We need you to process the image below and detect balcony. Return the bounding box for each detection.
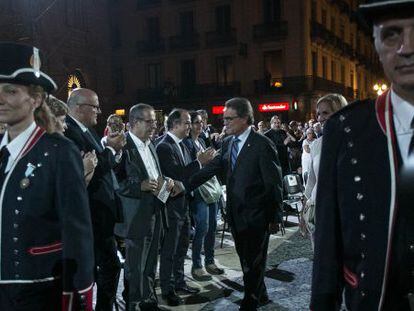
[255,76,356,99]
[177,82,241,100]
[137,0,161,10]
[169,33,200,51]
[310,21,335,45]
[252,21,288,42]
[205,29,237,48]
[136,39,165,55]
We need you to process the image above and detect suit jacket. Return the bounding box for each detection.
[183,136,206,161]
[156,134,201,218]
[189,129,283,232]
[114,133,166,239]
[0,126,94,308]
[65,116,122,237]
[311,91,412,310]
[265,128,291,176]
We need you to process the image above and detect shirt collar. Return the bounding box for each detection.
[167,132,183,144]
[129,132,150,149]
[68,114,88,133]
[234,126,251,142]
[391,88,414,132]
[0,122,36,161]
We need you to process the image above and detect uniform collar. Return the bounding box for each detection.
[391,89,414,134]
[0,122,36,163]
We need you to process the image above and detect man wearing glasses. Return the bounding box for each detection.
[189,98,283,311]
[66,88,125,311]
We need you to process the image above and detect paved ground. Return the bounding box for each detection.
[100,215,314,311]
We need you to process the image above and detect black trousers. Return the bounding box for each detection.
[232,226,270,310]
[159,213,190,294]
[125,211,162,310]
[0,281,60,311]
[94,235,121,311]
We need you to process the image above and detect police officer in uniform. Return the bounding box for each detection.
[311,1,414,310]
[0,43,94,310]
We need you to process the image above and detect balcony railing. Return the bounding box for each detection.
[169,33,200,51]
[252,21,288,42]
[136,39,165,55]
[255,76,356,99]
[205,29,237,47]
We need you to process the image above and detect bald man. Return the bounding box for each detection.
[65,88,125,311]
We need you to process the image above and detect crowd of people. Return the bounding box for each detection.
[0,1,413,311]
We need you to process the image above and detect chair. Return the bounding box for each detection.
[282,174,304,224]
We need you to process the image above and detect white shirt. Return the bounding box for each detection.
[233,126,251,156]
[129,132,159,180]
[391,89,414,163]
[0,122,36,173]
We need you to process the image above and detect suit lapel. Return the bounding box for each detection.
[149,142,162,176]
[126,134,149,179]
[233,131,254,172]
[166,135,185,166]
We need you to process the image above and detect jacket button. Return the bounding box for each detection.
[14,261,19,266]
[339,115,346,122]
[409,245,414,252]
[16,196,22,201]
[354,176,361,182]
[351,158,358,165]
[360,271,365,278]
[14,274,20,279]
[14,210,19,215]
[360,233,366,240]
[361,252,366,259]
[44,152,49,157]
[13,237,18,242]
[357,193,364,200]
[13,223,18,229]
[361,290,366,297]
[348,141,354,148]
[359,214,365,221]
[344,127,351,133]
[13,250,18,255]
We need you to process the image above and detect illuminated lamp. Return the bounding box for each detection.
[115,109,125,116]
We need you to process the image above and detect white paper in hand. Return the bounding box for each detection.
[157,180,171,203]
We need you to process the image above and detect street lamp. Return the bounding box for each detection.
[373,83,388,96]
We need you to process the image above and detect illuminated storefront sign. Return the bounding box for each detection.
[258,102,290,112]
[212,106,225,115]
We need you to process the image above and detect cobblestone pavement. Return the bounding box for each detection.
[96,218,314,311]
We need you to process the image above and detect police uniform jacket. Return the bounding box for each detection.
[311,90,413,310]
[0,125,94,310]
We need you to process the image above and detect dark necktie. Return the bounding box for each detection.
[0,146,10,175]
[179,142,188,165]
[85,129,104,153]
[409,117,414,157]
[231,137,240,170]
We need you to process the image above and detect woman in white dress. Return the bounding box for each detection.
[301,128,316,185]
[302,94,348,249]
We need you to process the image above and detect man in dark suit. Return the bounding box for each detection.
[115,103,176,311]
[311,1,414,310]
[156,109,215,306]
[0,42,94,311]
[265,115,291,176]
[65,88,125,311]
[189,98,283,311]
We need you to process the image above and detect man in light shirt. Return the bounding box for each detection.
[311,1,414,310]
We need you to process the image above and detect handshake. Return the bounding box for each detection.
[141,176,184,198]
[196,147,217,165]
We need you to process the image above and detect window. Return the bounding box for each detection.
[350,69,354,88]
[216,56,234,85]
[146,17,160,41]
[322,56,327,79]
[340,23,345,40]
[350,32,354,48]
[180,11,194,36]
[321,8,327,27]
[263,0,281,23]
[341,64,345,84]
[311,1,317,21]
[215,5,231,33]
[312,51,318,77]
[147,63,162,89]
[331,16,336,34]
[264,50,283,79]
[181,59,196,87]
[331,60,336,81]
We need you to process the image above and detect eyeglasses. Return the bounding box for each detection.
[78,103,101,112]
[223,116,240,122]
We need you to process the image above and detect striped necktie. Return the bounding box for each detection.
[231,137,240,170]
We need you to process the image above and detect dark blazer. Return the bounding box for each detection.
[65,115,122,237]
[0,127,94,296]
[265,128,291,176]
[183,136,206,161]
[156,133,201,218]
[115,133,166,238]
[189,129,283,232]
[311,94,411,310]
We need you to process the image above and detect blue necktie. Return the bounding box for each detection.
[231,137,240,170]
